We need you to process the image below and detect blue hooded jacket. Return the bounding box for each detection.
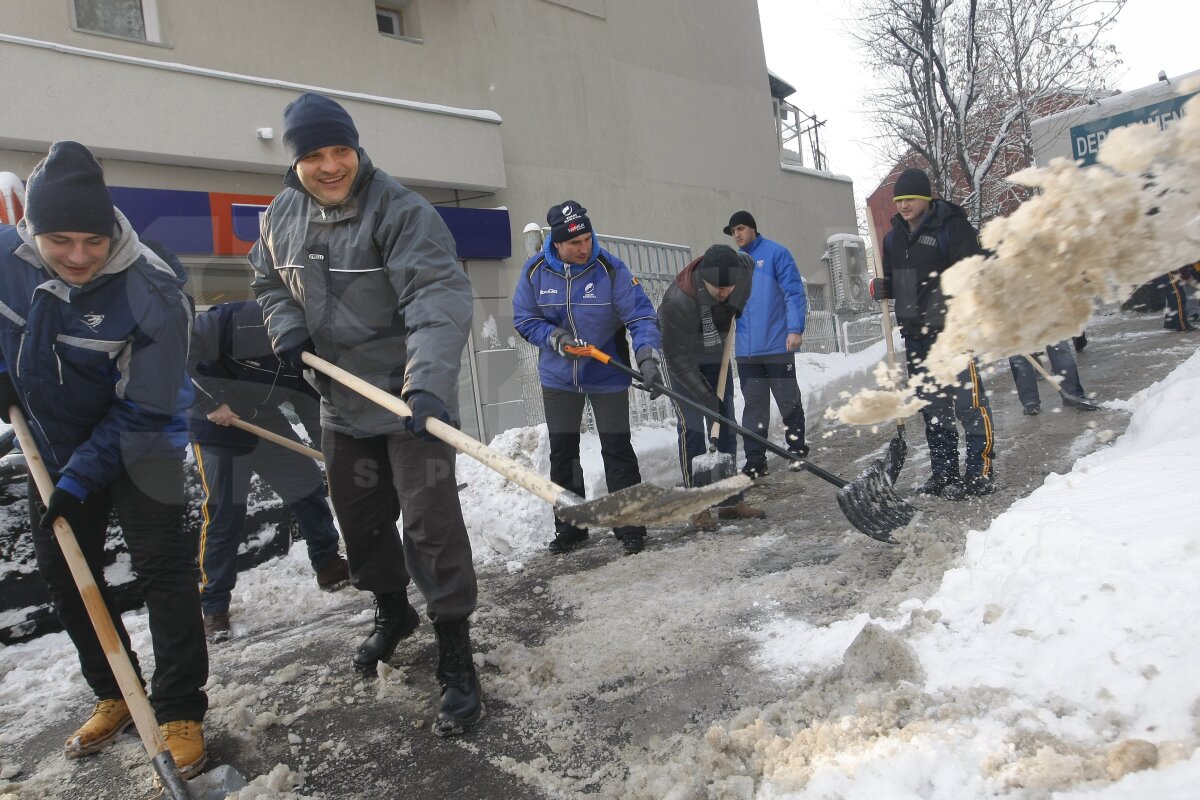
[735,234,808,358]
[513,236,660,393]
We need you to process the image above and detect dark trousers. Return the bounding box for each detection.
[666,362,740,507]
[322,428,477,624]
[29,456,208,723]
[1008,341,1085,408]
[736,354,806,465]
[905,334,995,480]
[192,439,341,616]
[1153,271,1195,331]
[542,387,645,539]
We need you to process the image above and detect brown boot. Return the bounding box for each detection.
[717,501,766,520]
[64,699,133,758]
[160,720,207,779]
[315,553,350,590]
[691,510,719,531]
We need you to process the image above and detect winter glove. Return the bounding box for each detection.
[276,337,316,371]
[549,328,587,359]
[0,372,18,424]
[869,277,892,301]
[634,347,664,400]
[701,392,723,421]
[404,391,451,442]
[39,487,88,532]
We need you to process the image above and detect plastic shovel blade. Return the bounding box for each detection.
[883,435,908,485]
[556,474,752,528]
[834,460,915,543]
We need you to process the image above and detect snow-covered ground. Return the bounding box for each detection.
[2,321,1197,798]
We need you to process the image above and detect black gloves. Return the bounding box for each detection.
[869,277,892,301]
[39,487,88,532]
[0,372,18,424]
[701,392,723,420]
[635,347,664,399]
[549,328,587,358]
[276,337,316,371]
[405,391,451,442]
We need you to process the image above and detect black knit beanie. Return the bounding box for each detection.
[282,93,361,165]
[547,201,593,244]
[722,210,757,236]
[892,167,933,200]
[698,244,751,287]
[24,141,116,238]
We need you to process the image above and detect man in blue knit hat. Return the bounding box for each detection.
[0,141,208,776]
[250,92,481,736]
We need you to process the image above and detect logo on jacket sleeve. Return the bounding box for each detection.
[82,313,105,331]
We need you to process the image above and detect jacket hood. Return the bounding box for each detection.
[14,208,163,287]
[541,231,599,276]
[283,147,374,211]
[675,255,752,314]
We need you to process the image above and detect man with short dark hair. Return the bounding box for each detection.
[513,201,663,555]
[871,167,996,499]
[0,141,207,775]
[724,211,809,478]
[250,92,481,736]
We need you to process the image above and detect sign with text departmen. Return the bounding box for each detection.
[1070,91,1197,166]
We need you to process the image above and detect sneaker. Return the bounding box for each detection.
[1023,404,1041,416]
[64,699,133,758]
[160,720,206,780]
[741,461,768,479]
[690,510,719,532]
[717,501,766,520]
[620,533,645,555]
[547,530,588,554]
[963,475,996,497]
[203,611,231,644]
[918,473,965,500]
[315,554,350,590]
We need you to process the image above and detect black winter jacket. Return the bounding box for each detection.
[881,199,982,338]
[657,257,752,404]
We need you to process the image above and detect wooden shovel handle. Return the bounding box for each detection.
[8,407,169,763]
[228,417,323,461]
[708,320,737,443]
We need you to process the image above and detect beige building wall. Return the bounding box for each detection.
[0,0,857,439]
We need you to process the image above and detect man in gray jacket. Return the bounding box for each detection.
[249,93,480,737]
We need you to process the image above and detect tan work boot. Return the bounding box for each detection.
[64,699,133,758]
[160,720,207,779]
[717,501,766,520]
[315,553,350,590]
[690,510,719,532]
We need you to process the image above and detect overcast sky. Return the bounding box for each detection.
[757,0,1200,205]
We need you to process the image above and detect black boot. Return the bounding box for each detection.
[352,592,420,674]
[432,619,483,737]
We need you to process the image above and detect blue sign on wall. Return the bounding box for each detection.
[1070,92,1196,165]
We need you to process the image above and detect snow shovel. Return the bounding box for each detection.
[1019,352,1102,410]
[879,300,908,484]
[300,353,749,528]
[691,320,737,487]
[567,345,914,543]
[8,407,247,800]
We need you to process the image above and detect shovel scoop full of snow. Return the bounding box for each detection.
[556,474,752,528]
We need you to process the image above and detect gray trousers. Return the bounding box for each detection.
[1008,341,1085,408]
[322,428,477,624]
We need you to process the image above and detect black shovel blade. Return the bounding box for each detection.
[883,435,908,485]
[556,474,752,528]
[692,449,736,487]
[834,459,915,543]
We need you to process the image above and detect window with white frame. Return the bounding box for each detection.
[376,1,420,42]
[72,0,161,43]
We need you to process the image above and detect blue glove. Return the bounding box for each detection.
[276,337,316,371]
[404,391,451,442]
[39,487,88,532]
[0,372,19,424]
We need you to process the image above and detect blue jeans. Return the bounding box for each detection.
[192,438,340,615]
[1008,341,1085,407]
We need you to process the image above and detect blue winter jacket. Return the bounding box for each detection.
[513,237,661,393]
[735,234,808,358]
[0,216,193,499]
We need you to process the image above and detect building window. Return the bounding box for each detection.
[376,1,420,42]
[72,0,161,43]
[376,8,403,37]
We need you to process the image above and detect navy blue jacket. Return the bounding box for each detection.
[0,218,193,499]
[188,301,322,452]
[735,235,808,358]
[513,237,660,393]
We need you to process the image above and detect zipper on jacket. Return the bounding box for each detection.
[563,264,580,390]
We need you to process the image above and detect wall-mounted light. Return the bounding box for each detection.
[256,127,275,140]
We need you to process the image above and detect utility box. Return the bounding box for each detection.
[823,233,873,314]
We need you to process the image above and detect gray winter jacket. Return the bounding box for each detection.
[249,151,472,436]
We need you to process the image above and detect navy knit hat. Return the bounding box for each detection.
[722,210,757,236]
[282,93,360,165]
[893,167,933,200]
[547,201,593,244]
[698,244,752,287]
[24,141,116,238]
